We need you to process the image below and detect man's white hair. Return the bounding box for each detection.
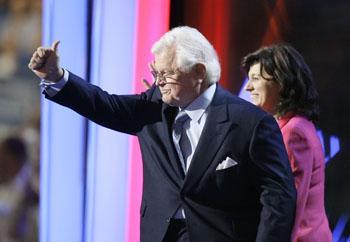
[151,26,221,84]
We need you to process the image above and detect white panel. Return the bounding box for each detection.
[84,0,136,242]
[40,0,88,242]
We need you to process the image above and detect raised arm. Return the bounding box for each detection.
[28,41,162,135]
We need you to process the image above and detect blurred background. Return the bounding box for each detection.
[0,0,349,242]
[0,0,40,241]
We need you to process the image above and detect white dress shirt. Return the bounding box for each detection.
[172,83,216,218]
[39,69,69,96]
[176,84,216,173]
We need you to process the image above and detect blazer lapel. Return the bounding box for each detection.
[182,87,238,192]
[160,104,185,188]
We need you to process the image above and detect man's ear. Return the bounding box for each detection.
[193,63,206,80]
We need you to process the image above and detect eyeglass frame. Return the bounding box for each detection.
[149,62,182,84]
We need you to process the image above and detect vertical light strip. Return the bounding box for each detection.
[84,0,136,242]
[126,1,170,242]
[40,0,88,242]
[84,0,101,240]
[332,215,349,242]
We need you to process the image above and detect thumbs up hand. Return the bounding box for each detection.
[28,40,64,83]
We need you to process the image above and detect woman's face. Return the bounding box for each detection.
[245,63,281,114]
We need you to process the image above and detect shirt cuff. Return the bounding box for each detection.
[40,69,69,97]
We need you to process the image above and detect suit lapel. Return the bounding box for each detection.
[160,104,185,188]
[182,87,238,192]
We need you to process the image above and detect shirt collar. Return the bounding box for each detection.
[179,83,217,123]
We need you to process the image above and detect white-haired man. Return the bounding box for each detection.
[29,26,296,242]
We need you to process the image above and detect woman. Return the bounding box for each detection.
[242,44,332,242]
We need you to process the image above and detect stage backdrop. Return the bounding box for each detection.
[40,0,350,242]
[40,0,169,242]
[170,0,350,240]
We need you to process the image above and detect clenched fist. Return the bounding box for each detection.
[28,40,64,83]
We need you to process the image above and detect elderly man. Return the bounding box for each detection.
[29,26,296,242]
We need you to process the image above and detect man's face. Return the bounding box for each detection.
[153,52,204,108]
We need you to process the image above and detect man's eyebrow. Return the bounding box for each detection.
[154,68,174,74]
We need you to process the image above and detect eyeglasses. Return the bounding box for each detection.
[149,60,183,85]
[150,69,179,84]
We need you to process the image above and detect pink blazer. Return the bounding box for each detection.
[278,114,332,242]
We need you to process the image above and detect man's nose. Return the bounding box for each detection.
[155,78,161,86]
[155,77,165,86]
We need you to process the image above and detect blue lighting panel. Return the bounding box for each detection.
[333,215,349,242]
[41,0,88,242]
[84,1,136,242]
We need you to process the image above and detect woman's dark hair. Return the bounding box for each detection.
[241,43,319,123]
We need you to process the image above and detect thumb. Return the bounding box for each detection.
[142,78,152,89]
[51,40,60,53]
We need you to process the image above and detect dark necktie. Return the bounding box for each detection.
[172,111,191,172]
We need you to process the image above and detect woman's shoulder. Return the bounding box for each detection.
[282,115,315,133]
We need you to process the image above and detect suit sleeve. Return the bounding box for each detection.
[44,71,161,135]
[283,127,314,242]
[249,115,297,242]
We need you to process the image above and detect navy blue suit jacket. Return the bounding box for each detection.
[46,72,296,242]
